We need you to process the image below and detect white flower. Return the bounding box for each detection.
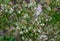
[40,35,48,40]
[9,10,13,13]
[18,11,21,13]
[20,31,23,34]
[28,2,33,7]
[47,6,51,11]
[4,4,7,7]
[40,23,45,26]
[1,4,4,7]
[51,39,55,41]
[28,27,32,30]
[38,28,42,33]
[25,29,28,32]
[34,7,37,9]
[33,29,36,32]
[9,10,12,13]
[1,6,4,10]
[46,19,48,21]
[29,39,32,41]
[57,0,59,1]
[35,18,38,21]
[49,17,52,21]
[16,23,20,30]
[10,8,13,11]
[16,25,19,29]
[5,9,8,12]
[9,8,13,13]
[22,36,24,40]
[24,14,28,18]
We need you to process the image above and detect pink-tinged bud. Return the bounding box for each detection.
[36,4,42,16]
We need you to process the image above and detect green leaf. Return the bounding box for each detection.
[5,0,10,4]
[0,0,2,4]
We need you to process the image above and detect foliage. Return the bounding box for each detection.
[0,0,60,41]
